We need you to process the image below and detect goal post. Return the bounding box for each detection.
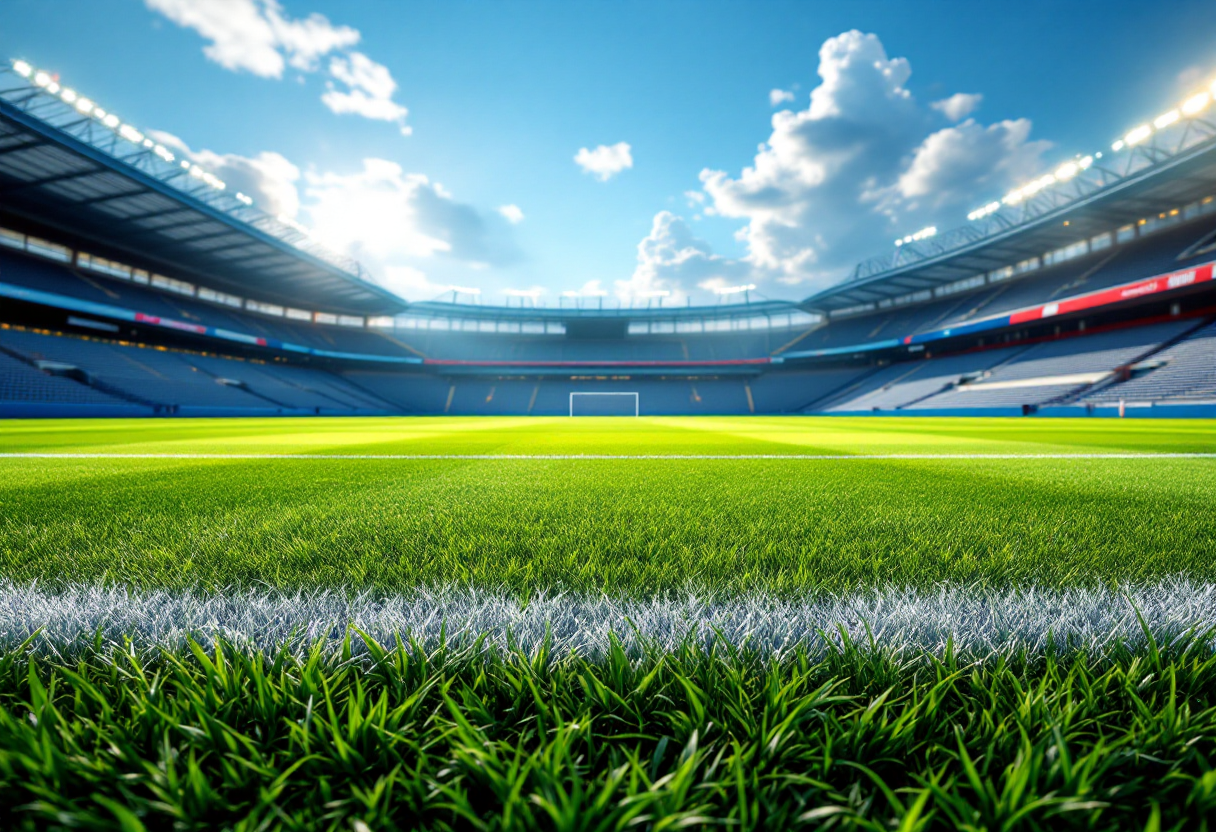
[569,392,639,417]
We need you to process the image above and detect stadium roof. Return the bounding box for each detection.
[0,61,405,316]
[405,298,802,322]
[807,100,1216,313]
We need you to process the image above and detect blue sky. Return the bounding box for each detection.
[3,1,1216,305]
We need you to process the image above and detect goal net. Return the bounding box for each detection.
[569,392,639,417]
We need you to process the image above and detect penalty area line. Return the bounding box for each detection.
[0,452,1215,461]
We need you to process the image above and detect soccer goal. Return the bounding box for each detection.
[569,392,639,417]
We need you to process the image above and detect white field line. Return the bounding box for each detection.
[3,581,1216,661]
[1,452,1215,461]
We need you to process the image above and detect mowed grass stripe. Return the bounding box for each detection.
[2,454,1213,594]
[4,451,1216,459]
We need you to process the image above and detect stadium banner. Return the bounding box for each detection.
[904,260,1216,347]
[0,281,422,364]
[1007,263,1214,325]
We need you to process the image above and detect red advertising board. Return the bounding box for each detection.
[1008,263,1214,325]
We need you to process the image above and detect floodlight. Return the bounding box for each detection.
[1078,155,1094,169]
[59,88,76,103]
[1003,188,1024,205]
[74,97,93,115]
[1124,124,1152,146]
[1182,92,1210,116]
[1153,110,1180,129]
[118,124,143,143]
[11,60,32,77]
[181,160,191,169]
[45,81,60,94]
[142,138,153,148]
[1111,140,1125,152]
[153,145,174,162]
[33,70,50,87]
[102,114,119,128]
[92,107,106,119]
[1055,162,1078,180]
[235,192,253,205]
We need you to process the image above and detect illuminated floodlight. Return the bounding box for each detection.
[11,60,32,78]
[45,81,60,94]
[118,124,144,143]
[235,192,253,206]
[1055,162,1078,181]
[1125,124,1152,146]
[142,138,153,148]
[1078,155,1094,169]
[74,97,93,115]
[1183,92,1211,116]
[1154,110,1180,129]
[181,160,191,169]
[1111,139,1125,152]
[713,283,756,295]
[33,70,51,87]
[967,200,1002,221]
[153,144,175,162]
[59,87,76,103]
[897,225,938,245]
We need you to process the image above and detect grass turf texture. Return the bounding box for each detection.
[2,415,1216,828]
[0,416,1213,595]
[3,637,1216,830]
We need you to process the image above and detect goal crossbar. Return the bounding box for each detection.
[569,392,639,417]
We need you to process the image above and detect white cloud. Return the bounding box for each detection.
[618,211,747,301]
[497,204,525,224]
[574,142,633,181]
[931,92,983,122]
[146,129,301,217]
[145,0,357,78]
[693,30,1049,291]
[769,88,795,107]
[303,158,521,271]
[321,52,409,132]
[892,118,1049,210]
[147,0,408,132]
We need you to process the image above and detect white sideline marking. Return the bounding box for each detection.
[1,452,1214,461]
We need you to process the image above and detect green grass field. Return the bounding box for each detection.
[1,416,1214,594]
[1,415,1215,830]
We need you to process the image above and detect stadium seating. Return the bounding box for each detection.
[902,321,1193,410]
[0,327,394,414]
[1084,320,1216,403]
[0,342,128,406]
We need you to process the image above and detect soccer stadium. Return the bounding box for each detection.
[2,3,1216,828]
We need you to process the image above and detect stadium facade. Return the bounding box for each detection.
[2,59,1216,418]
